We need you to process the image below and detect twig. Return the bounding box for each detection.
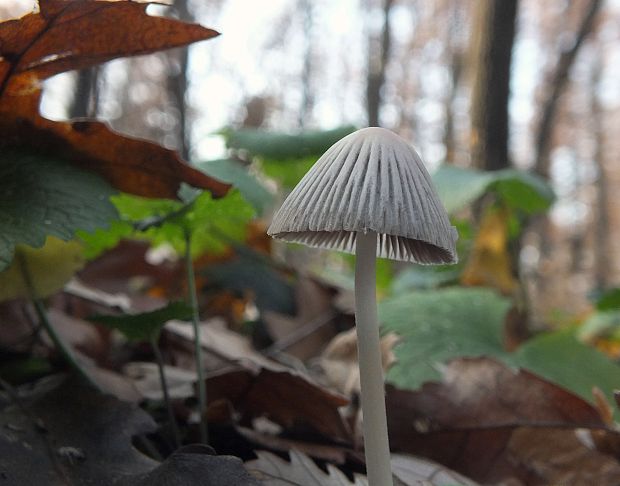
[150,336,182,449]
[184,230,208,444]
[263,310,336,356]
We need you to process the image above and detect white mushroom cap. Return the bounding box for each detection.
[267,127,458,264]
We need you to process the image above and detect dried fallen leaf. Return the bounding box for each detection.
[386,357,620,485]
[0,375,258,485]
[263,277,338,360]
[319,328,398,396]
[246,449,368,486]
[165,318,277,370]
[1,94,230,199]
[124,361,196,401]
[207,363,351,442]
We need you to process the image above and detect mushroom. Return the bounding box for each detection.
[268,127,458,485]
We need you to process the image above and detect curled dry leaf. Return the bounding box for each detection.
[0,0,229,198]
[207,363,351,442]
[246,450,476,486]
[246,449,368,486]
[263,277,338,360]
[319,328,399,397]
[124,361,196,401]
[165,318,277,370]
[386,357,620,485]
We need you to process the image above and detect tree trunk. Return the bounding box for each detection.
[443,3,465,164]
[534,0,603,178]
[298,0,314,128]
[366,0,394,127]
[591,55,609,290]
[168,0,192,161]
[469,0,519,171]
[69,68,99,118]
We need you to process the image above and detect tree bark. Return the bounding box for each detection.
[69,68,99,118]
[298,0,314,128]
[591,56,609,290]
[168,0,192,161]
[443,3,465,164]
[469,0,519,171]
[534,0,603,178]
[366,0,394,127]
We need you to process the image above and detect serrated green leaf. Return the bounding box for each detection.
[78,220,134,259]
[90,301,193,341]
[0,150,118,270]
[380,287,511,389]
[381,287,620,415]
[196,159,273,214]
[82,189,254,259]
[432,165,554,215]
[223,126,356,161]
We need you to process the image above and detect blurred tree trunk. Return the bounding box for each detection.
[591,56,609,290]
[443,3,465,164]
[168,0,192,161]
[534,0,603,178]
[530,0,603,304]
[366,0,394,127]
[69,68,99,118]
[298,0,314,128]
[469,0,518,171]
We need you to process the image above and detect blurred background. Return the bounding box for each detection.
[3,0,620,331]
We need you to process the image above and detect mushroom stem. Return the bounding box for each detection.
[355,230,393,486]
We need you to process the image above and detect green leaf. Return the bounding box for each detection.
[196,159,273,214]
[381,287,620,415]
[432,165,554,215]
[512,328,620,411]
[223,126,356,161]
[90,301,193,341]
[492,170,555,214]
[390,265,461,293]
[594,287,620,311]
[0,150,118,271]
[81,189,255,259]
[432,166,495,214]
[380,287,511,389]
[78,220,134,259]
[262,156,317,189]
[577,311,620,342]
[205,255,295,315]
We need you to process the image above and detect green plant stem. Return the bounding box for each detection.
[355,231,393,486]
[150,335,182,449]
[185,230,208,444]
[17,253,97,389]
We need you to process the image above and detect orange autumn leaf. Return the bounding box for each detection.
[0,0,218,94]
[0,0,229,199]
